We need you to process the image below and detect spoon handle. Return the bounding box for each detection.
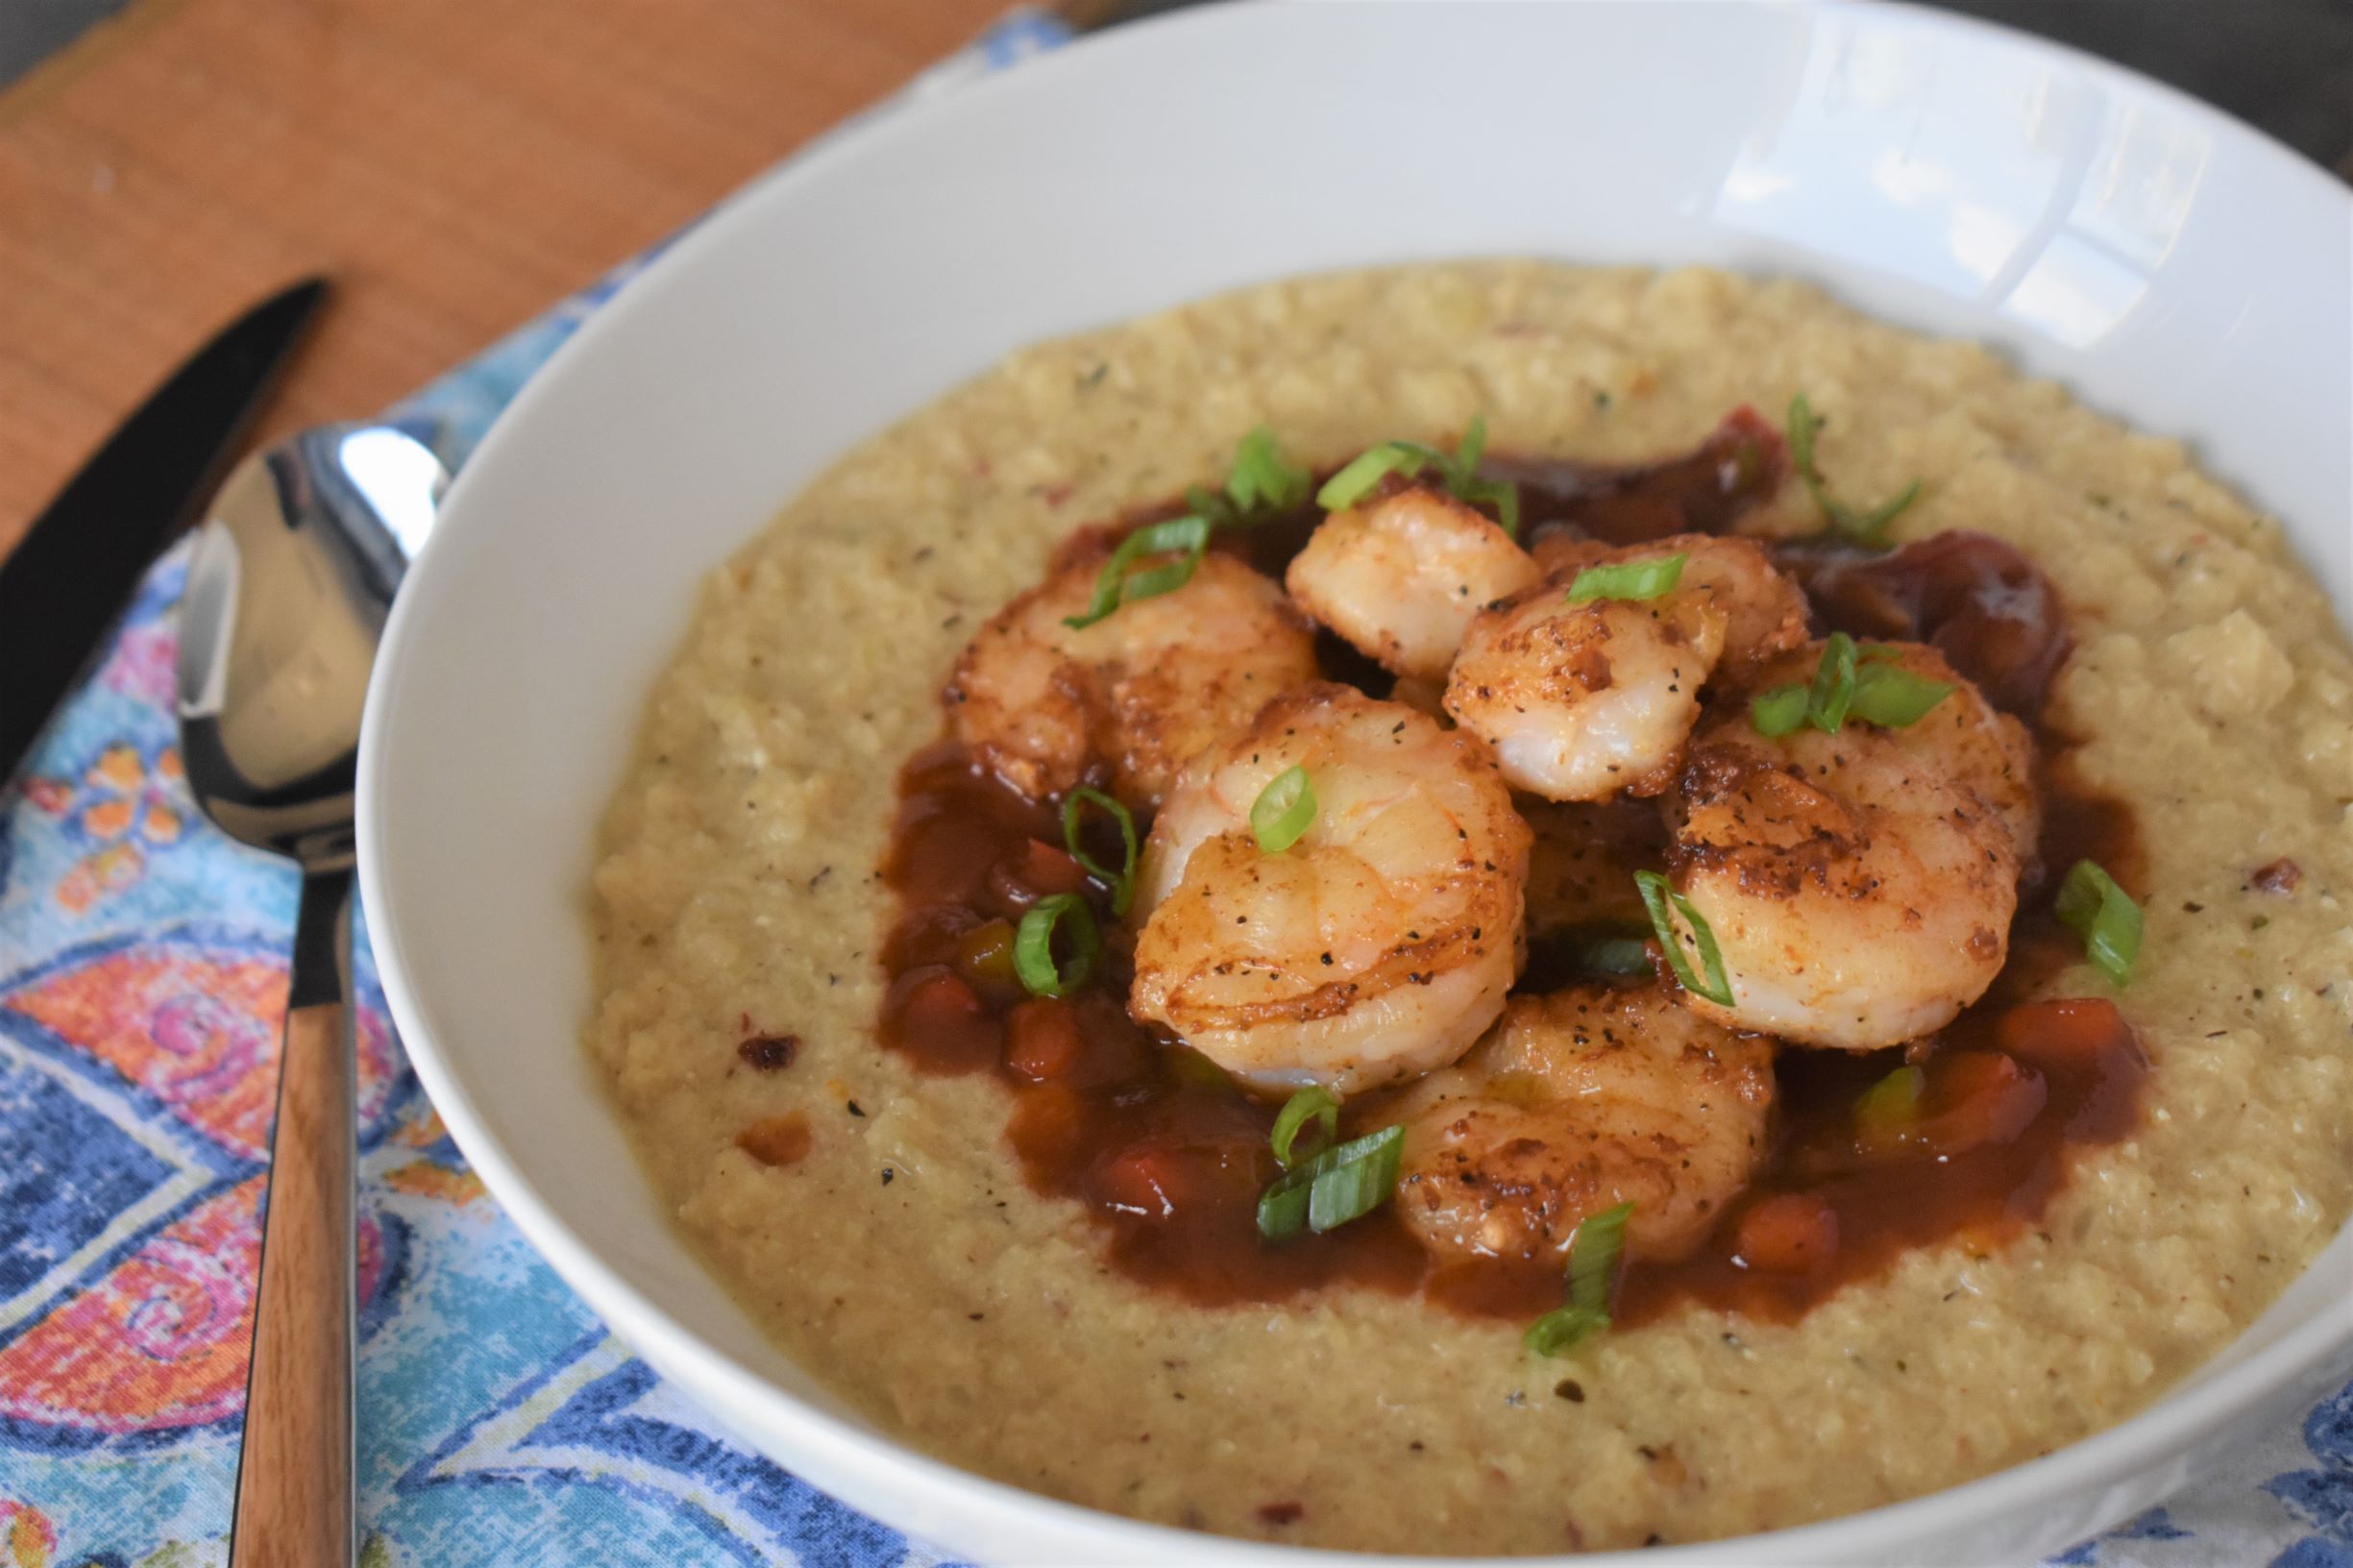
[231,867,355,1568]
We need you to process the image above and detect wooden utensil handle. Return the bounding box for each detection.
[231,872,355,1568]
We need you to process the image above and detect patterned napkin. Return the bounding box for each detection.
[0,12,2345,1566]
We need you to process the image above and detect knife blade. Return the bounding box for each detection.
[0,278,330,783]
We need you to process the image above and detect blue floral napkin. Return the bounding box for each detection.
[0,10,2344,1565]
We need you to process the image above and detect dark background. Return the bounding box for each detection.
[7,1,2345,176]
[1946,0,2348,171]
[1118,0,2353,176]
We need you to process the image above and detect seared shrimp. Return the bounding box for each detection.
[1391,983,1775,1264]
[946,549,1318,806]
[1129,683,1532,1096]
[1663,641,2038,1051]
[1285,485,1540,681]
[1445,534,1807,801]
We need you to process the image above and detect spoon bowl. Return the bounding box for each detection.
[178,425,439,864]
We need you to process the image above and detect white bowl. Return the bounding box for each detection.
[357,3,2353,1562]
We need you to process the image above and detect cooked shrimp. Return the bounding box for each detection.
[1129,683,1532,1096]
[1445,533,1808,801]
[1285,485,1540,681]
[1662,641,2039,1050]
[1390,982,1776,1264]
[946,548,1318,806]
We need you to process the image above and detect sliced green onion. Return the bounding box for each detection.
[1840,480,1923,540]
[1225,424,1312,515]
[1806,631,1858,733]
[1013,893,1101,997]
[1574,933,1653,977]
[1062,516,1212,630]
[1184,482,1238,529]
[1849,663,1954,727]
[1566,551,1688,605]
[1855,1064,1926,1132]
[1566,1200,1634,1312]
[1316,442,1436,511]
[1750,684,1808,738]
[2056,860,2142,987]
[1060,787,1139,918]
[1756,641,1952,737]
[1250,766,1316,853]
[1454,412,1489,473]
[1522,1303,1610,1357]
[1635,870,1735,1008]
[1314,418,1520,538]
[1256,1124,1406,1238]
[1446,415,1520,538]
[1787,393,1924,546]
[1270,1086,1341,1169]
[1526,1200,1635,1357]
[1453,474,1522,539]
[1787,395,1822,482]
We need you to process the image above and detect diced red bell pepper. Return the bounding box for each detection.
[1733,1193,1839,1275]
[883,966,1001,1073]
[1911,1051,2047,1157]
[1005,997,1086,1082]
[989,838,1091,913]
[1995,997,2131,1073]
[1092,1142,1190,1221]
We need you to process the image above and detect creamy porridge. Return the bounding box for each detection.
[586,262,2353,1555]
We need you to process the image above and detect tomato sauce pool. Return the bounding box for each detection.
[875,410,2147,1329]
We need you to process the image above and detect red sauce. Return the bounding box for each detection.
[1778,530,2071,717]
[873,416,2146,1329]
[1504,404,1789,546]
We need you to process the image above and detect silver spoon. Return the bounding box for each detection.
[176,423,448,1568]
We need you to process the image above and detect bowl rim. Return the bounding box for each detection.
[357,1,2353,1561]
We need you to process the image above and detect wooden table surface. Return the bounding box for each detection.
[0,0,1015,561]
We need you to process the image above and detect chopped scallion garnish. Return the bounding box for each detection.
[1566,1200,1633,1311]
[1225,424,1312,515]
[1845,480,1921,540]
[1446,416,1523,537]
[1753,637,1952,738]
[1315,441,1439,512]
[1807,631,1859,733]
[1270,1087,1341,1169]
[1184,482,1237,529]
[1453,410,1489,474]
[1854,1064,1926,1132]
[2056,860,2142,987]
[1314,416,1521,538]
[1256,1123,1406,1238]
[1452,474,1522,538]
[1522,1303,1610,1357]
[1787,393,1923,546]
[1525,1200,1634,1357]
[1750,684,1808,737]
[1063,516,1212,630]
[1060,787,1139,918]
[1635,870,1735,1008]
[1574,933,1654,977]
[1250,765,1317,853]
[1013,893,1101,997]
[1849,663,1954,727]
[1566,551,1688,605]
